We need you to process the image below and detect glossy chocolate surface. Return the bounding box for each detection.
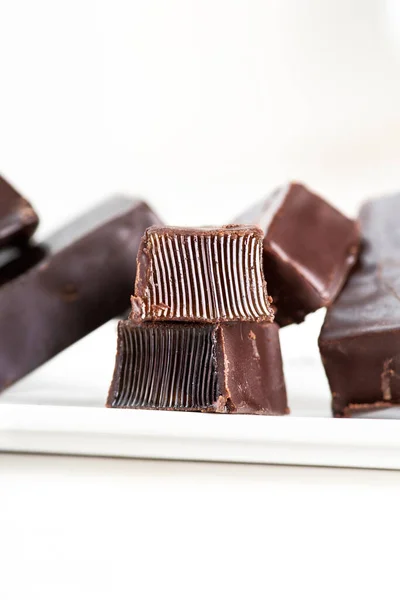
[131,225,274,323]
[0,176,39,247]
[0,196,162,392]
[319,194,400,416]
[108,320,287,415]
[237,183,360,325]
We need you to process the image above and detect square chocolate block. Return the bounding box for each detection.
[131,225,274,323]
[236,183,360,325]
[108,320,287,415]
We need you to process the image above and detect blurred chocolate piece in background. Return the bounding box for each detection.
[0,196,162,393]
[236,182,360,326]
[320,194,400,417]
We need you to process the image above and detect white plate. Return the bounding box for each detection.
[1,312,400,470]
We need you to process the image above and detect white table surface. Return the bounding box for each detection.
[0,453,399,600]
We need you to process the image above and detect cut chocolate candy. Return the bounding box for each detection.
[236,182,360,326]
[131,225,274,323]
[319,194,400,417]
[107,320,287,415]
[0,176,39,247]
[0,196,162,392]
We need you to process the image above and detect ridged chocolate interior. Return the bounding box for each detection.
[144,230,270,320]
[112,322,220,409]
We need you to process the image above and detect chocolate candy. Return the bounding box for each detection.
[107,320,287,415]
[131,225,274,323]
[0,176,39,247]
[236,182,360,325]
[0,196,161,392]
[319,194,400,417]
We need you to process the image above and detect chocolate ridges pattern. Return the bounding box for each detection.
[110,322,219,409]
[136,227,273,322]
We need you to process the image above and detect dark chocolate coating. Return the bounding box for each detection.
[107,320,287,415]
[131,225,274,323]
[0,176,39,247]
[236,183,360,325]
[0,196,162,392]
[319,194,400,416]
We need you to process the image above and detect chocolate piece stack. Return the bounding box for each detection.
[107,226,288,415]
[1,173,374,418]
[0,174,162,392]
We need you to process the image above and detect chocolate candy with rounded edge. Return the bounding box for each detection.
[319,194,400,417]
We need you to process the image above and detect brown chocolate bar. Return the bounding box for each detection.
[131,225,274,323]
[236,182,360,325]
[0,196,162,392]
[319,194,400,417]
[107,320,287,415]
[0,176,39,247]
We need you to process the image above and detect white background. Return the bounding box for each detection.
[2,0,400,233]
[2,1,400,598]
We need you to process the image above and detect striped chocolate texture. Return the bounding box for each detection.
[107,320,288,415]
[131,226,274,322]
[108,321,219,410]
